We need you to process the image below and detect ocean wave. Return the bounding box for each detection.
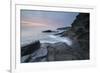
[40,35,72,46]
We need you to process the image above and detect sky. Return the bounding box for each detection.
[21,10,79,30]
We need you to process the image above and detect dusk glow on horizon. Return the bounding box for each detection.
[21,21,48,27]
[21,10,79,29]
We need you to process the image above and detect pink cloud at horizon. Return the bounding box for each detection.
[21,20,49,27]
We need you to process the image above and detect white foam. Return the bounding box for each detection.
[41,35,72,46]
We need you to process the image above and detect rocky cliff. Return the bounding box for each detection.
[62,13,90,59]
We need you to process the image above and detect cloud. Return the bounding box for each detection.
[21,20,49,27]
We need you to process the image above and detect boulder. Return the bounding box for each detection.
[21,40,41,57]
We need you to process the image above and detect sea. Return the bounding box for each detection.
[21,27,72,46]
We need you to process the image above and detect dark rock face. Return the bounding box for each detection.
[21,47,48,63]
[42,30,56,33]
[57,27,71,30]
[21,40,41,57]
[21,41,48,63]
[61,13,90,59]
[47,42,78,61]
[47,41,86,61]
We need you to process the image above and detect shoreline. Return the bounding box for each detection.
[21,13,90,63]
